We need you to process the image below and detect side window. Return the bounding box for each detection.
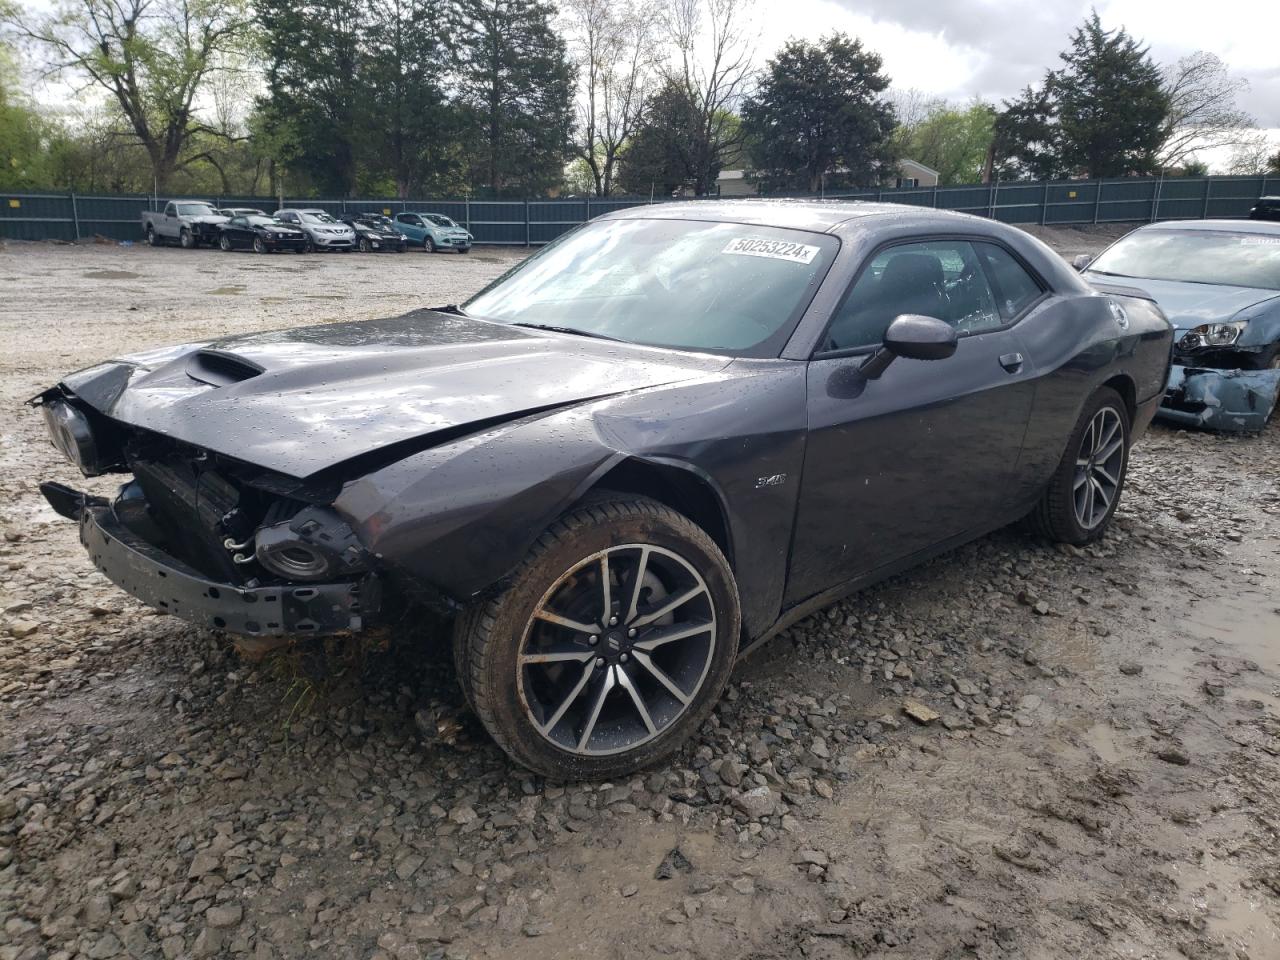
[976,243,1044,320]
[164,203,176,217]
[822,240,1002,352]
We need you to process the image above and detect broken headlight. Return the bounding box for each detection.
[41,398,105,476]
[1178,321,1246,350]
[252,506,369,582]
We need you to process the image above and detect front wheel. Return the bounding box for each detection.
[423,237,436,253]
[179,229,194,249]
[219,234,232,252]
[358,237,370,253]
[1027,387,1130,544]
[252,236,267,254]
[455,496,740,779]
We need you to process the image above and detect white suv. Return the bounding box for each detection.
[274,209,357,252]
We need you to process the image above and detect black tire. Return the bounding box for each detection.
[146,226,159,247]
[219,234,232,252]
[1027,387,1130,544]
[358,237,370,253]
[179,228,194,249]
[424,237,436,253]
[457,246,468,254]
[253,236,267,254]
[303,236,315,254]
[456,495,740,779]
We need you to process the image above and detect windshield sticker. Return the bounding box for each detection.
[1240,237,1280,245]
[722,237,820,264]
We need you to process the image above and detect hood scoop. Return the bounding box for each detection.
[186,350,264,387]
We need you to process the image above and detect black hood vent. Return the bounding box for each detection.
[186,350,265,387]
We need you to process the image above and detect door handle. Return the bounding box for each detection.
[999,352,1024,373]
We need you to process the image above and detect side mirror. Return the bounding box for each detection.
[1072,254,1093,271]
[860,315,958,379]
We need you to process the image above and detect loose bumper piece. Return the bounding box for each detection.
[41,482,377,637]
[1156,364,1280,432]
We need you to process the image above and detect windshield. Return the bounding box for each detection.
[302,212,337,224]
[177,203,216,216]
[246,215,278,226]
[1090,229,1280,291]
[465,218,838,354]
[357,217,390,229]
[426,215,457,227]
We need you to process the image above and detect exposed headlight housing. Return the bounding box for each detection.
[253,506,369,582]
[1179,321,1246,350]
[41,398,105,476]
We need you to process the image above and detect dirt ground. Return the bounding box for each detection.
[1,230,1278,960]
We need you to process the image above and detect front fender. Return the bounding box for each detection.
[334,404,621,603]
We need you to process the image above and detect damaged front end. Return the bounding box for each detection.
[33,389,384,639]
[1158,361,1280,432]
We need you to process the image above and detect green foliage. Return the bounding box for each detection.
[453,0,575,196]
[895,100,995,186]
[616,79,705,196]
[992,85,1063,180]
[1046,11,1169,178]
[0,42,53,189]
[742,34,895,192]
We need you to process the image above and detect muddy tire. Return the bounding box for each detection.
[1027,387,1130,544]
[456,495,739,779]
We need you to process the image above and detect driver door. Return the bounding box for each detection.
[786,239,1038,604]
[396,214,424,242]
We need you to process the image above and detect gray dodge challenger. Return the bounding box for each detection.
[34,201,1172,778]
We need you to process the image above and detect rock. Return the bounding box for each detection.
[902,700,939,725]
[621,883,638,897]
[7,620,39,638]
[732,786,777,820]
[654,847,693,880]
[1203,680,1225,698]
[206,903,243,928]
[730,877,755,895]
[1118,662,1143,676]
[795,849,828,866]
[448,804,478,826]
[396,854,426,880]
[718,759,746,787]
[523,920,553,937]
[1156,748,1191,766]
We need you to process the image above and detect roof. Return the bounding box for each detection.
[602,198,985,233]
[898,159,941,177]
[1139,218,1280,235]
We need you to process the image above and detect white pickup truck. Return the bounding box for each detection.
[140,201,228,248]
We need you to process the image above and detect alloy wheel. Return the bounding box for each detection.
[219,235,231,251]
[253,237,266,254]
[1073,406,1124,529]
[517,543,716,757]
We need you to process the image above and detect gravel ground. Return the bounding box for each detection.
[1,233,1279,960]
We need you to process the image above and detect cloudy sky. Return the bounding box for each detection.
[754,0,1278,136]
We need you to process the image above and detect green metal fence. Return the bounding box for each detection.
[2,175,1277,245]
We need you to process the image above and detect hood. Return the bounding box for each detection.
[61,310,728,479]
[189,215,228,225]
[1086,274,1280,330]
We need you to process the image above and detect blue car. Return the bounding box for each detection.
[1081,220,1280,432]
[393,212,474,253]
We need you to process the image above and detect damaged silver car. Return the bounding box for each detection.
[1080,220,1280,431]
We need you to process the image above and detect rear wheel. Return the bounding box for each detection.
[146,226,159,247]
[303,236,315,254]
[456,496,740,779]
[1027,387,1130,544]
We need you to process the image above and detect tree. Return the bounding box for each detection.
[1047,12,1168,178]
[742,34,895,192]
[0,31,54,188]
[617,77,703,195]
[454,0,575,196]
[561,0,658,196]
[1269,150,1280,176]
[991,85,1062,181]
[1226,135,1276,175]
[362,0,460,197]
[894,100,994,186]
[3,0,253,191]
[1157,52,1255,171]
[661,0,754,195]
[258,0,364,195]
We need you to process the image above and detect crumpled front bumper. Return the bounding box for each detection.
[40,482,378,638]
[1156,364,1280,432]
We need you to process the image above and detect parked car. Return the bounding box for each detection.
[141,201,227,249]
[1080,219,1280,431]
[217,207,268,219]
[273,208,356,252]
[217,214,307,254]
[340,214,408,253]
[34,201,1171,779]
[394,211,473,252]
[1249,196,1280,221]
